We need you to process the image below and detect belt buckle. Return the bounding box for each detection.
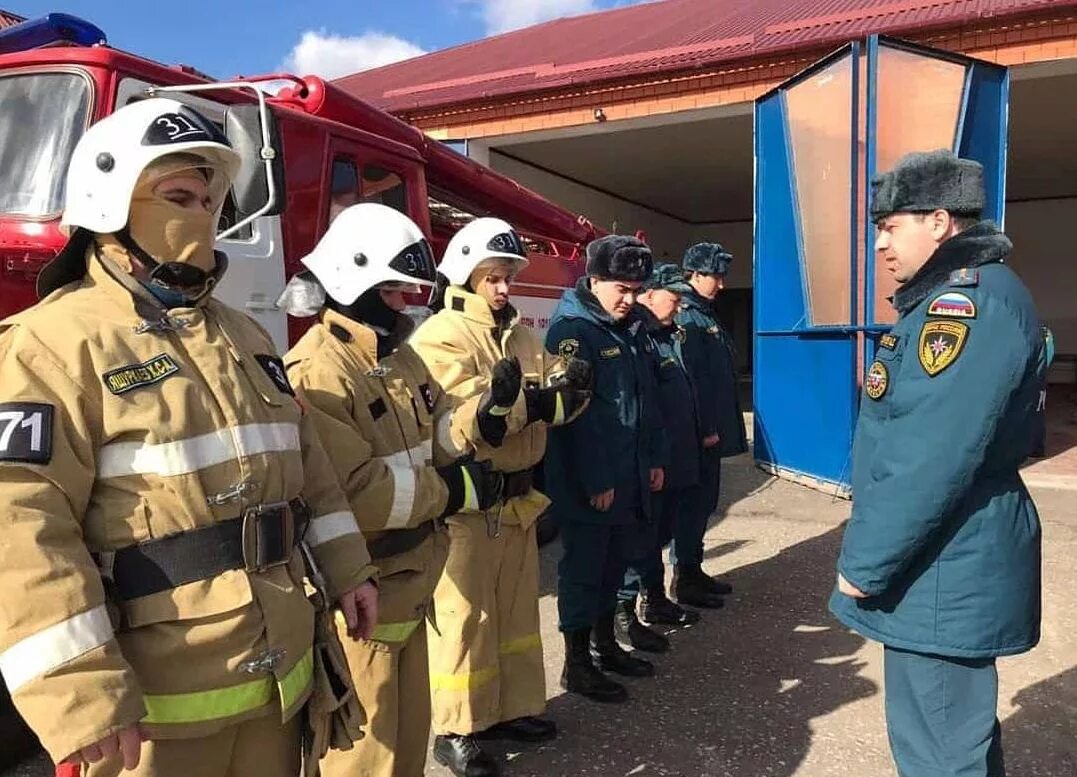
[242,501,294,573]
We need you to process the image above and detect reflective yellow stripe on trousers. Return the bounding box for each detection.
[142,647,313,724]
[430,633,542,691]
[336,612,422,644]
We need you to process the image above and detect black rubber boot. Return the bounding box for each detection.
[590,612,655,677]
[433,734,500,777]
[559,629,628,703]
[640,587,701,626]
[614,599,670,653]
[672,565,725,609]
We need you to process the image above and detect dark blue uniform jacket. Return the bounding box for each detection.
[544,279,667,525]
[830,223,1045,659]
[676,291,748,458]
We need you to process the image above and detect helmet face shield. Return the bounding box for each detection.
[387,239,437,284]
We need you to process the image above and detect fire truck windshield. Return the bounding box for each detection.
[0,71,91,218]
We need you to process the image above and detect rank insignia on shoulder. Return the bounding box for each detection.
[673,326,687,343]
[879,334,899,351]
[418,382,436,413]
[103,354,179,395]
[0,402,54,463]
[557,338,580,360]
[706,325,720,335]
[865,361,889,400]
[600,346,622,359]
[948,268,979,287]
[928,292,976,319]
[918,320,969,377]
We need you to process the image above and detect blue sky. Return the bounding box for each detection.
[10,1,649,79]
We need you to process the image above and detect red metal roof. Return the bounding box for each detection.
[0,9,24,28]
[336,0,1076,113]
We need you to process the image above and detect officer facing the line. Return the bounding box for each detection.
[279,204,506,777]
[831,149,1046,777]
[0,100,378,777]
[544,235,667,704]
[616,263,705,654]
[673,242,748,608]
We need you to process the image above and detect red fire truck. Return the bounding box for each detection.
[0,12,602,771]
[0,13,601,351]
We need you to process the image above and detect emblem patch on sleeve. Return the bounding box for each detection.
[557,338,580,360]
[0,402,54,464]
[879,334,899,351]
[918,321,969,376]
[255,355,295,397]
[103,354,179,395]
[865,361,889,400]
[928,292,977,319]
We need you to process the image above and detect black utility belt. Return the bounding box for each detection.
[103,498,311,601]
[366,519,443,561]
[500,468,534,500]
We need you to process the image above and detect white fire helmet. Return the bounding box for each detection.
[438,217,530,286]
[300,203,437,305]
[59,97,241,236]
[38,98,242,298]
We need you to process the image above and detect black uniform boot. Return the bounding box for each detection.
[590,613,655,677]
[433,734,500,777]
[614,599,670,653]
[672,565,725,609]
[560,629,628,703]
[640,587,701,626]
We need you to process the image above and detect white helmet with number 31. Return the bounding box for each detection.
[299,203,437,305]
[59,97,241,235]
[437,216,529,285]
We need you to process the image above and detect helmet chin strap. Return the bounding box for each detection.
[114,227,222,302]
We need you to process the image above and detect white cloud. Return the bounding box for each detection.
[281,29,426,79]
[478,0,597,34]
[474,0,655,35]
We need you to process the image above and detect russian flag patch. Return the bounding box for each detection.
[927,291,976,319]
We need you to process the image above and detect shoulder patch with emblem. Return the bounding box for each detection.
[879,334,900,351]
[865,361,889,400]
[0,402,53,464]
[947,268,979,287]
[600,346,622,359]
[103,354,179,395]
[417,383,436,413]
[255,355,295,397]
[918,320,969,376]
[558,338,580,360]
[928,292,976,319]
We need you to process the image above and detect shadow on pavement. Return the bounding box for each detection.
[497,525,876,777]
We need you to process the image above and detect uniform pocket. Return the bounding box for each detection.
[123,568,255,629]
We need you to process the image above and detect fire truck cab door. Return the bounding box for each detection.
[115,78,289,349]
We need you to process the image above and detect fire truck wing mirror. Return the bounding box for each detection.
[225,103,286,222]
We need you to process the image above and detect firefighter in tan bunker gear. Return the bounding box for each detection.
[412,218,593,777]
[279,203,510,777]
[0,99,379,777]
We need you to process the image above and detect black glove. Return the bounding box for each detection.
[477,356,523,447]
[438,459,504,515]
[526,357,592,425]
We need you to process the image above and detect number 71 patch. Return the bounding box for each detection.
[0,402,54,464]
